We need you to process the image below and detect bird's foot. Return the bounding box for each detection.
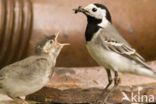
[8,95,29,104]
[96,95,109,104]
[96,99,104,104]
[103,94,109,103]
[90,99,103,104]
[91,99,110,104]
[21,100,29,104]
[15,98,29,104]
[94,95,109,104]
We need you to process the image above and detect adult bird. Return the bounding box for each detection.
[74,3,156,102]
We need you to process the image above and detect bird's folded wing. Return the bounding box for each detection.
[100,37,151,69]
[0,57,48,80]
[0,72,4,80]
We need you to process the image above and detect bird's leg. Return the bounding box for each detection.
[96,69,112,104]
[104,69,113,91]
[104,71,120,102]
[100,69,112,97]
[8,95,29,104]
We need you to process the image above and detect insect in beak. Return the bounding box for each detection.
[73,6,88,14]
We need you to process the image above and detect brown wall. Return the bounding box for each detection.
[0,0,156,68]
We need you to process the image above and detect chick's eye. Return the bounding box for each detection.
[50,40,53,44]
[92,8,97,12]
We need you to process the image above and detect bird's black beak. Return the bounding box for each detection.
[73,6,88,15]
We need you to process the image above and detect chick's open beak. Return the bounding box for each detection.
[54,32,70,47]
[73,6,88,14]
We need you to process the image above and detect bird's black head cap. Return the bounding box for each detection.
[35,35,55,54]
[94,3,112,23]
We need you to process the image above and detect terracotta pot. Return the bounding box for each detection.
[0,0,32,68]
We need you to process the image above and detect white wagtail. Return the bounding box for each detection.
[74,3,156,102]
[0,32,69,104]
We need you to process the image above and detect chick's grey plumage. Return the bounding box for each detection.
[0,33,65,104]
[0,56,52,96]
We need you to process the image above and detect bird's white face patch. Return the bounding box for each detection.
[42,39,63,57]
[84,4,106,19]
[84,4,109,28]
[43,40,56,54]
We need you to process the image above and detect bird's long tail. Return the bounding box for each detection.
[136,66,156,79]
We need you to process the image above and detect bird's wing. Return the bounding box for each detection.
[99,27,150,69]
[0,71,5,80]
[0,56,48,81]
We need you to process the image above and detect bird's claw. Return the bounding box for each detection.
[22,102,29,104]
[96,99,104,104]
[91,99,110,104]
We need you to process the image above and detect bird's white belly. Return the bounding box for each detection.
[86,42,135,72]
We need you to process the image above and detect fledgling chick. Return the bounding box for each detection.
[74,3,156,102]
[0,32,69,104]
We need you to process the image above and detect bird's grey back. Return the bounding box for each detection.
[99,24,131,46]
[94,24,152,69]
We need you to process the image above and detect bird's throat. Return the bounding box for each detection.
[85,16,102,42]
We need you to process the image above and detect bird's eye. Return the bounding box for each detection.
[92,8,97,12]
[49,40,53,44]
